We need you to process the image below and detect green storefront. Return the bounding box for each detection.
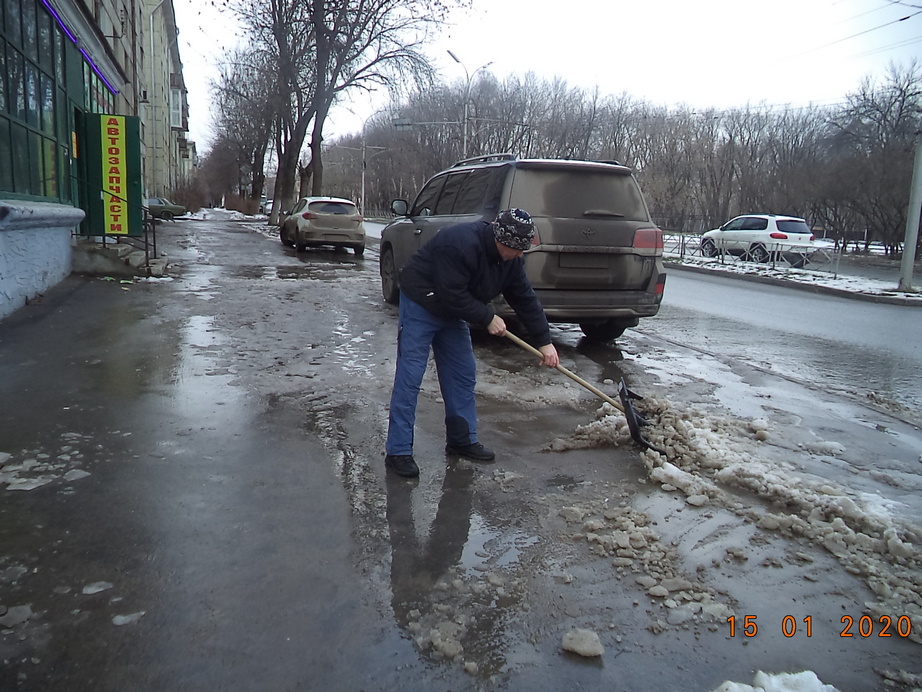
[0,0,132,319]
[1,0,122,205]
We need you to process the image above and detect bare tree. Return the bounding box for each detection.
[211,48,277,209]
[196,136,243,207]
[227,0,318,222]
[303,0,467,196]
[316,62,919,254]
[826,61,922,254]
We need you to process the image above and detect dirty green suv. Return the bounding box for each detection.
[379,154,666,341]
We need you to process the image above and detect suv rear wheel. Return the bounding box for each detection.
[579,319,630,342]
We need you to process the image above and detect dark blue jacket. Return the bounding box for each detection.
[399,221,552,347]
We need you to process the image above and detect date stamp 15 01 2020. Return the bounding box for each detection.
[726,614,913,639]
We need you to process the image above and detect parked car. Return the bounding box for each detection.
[701,214,816,265]
[279,196,365,255]
[145,198,186,220]
[379,154,667,341]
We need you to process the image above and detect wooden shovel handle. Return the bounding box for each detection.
[503,331,625,413]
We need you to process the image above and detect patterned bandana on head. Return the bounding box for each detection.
[493,208,535,250]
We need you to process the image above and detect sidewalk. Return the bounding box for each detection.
[664,253,922,306]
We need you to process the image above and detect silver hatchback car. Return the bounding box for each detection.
[280,196,365,255]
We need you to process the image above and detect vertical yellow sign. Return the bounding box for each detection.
[101,116,128,235]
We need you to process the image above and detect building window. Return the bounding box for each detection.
[1,0,116,200]
[0,45,5,113]
[0,119,11,190]
[4,0,22,49]
[1,0,62,199]
[21,0,36,62]
[42,135,56,196]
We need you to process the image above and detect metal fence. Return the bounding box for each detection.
[663,233,843,274]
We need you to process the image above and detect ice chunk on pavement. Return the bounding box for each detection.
[63,469,91,482]
[709,670,840,692]
[112,611,145,626]
[0,604,33,627]
[805,440,846,457]
[6,476,55,491]
[562,628,604,657]
[559,506,586,523]
[83,581,114,595]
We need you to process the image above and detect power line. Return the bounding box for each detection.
[850,35,922,58]
[779,8,922,63]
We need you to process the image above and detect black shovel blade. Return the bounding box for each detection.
[618,378,667,456]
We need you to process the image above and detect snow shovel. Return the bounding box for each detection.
[503,331,666,455]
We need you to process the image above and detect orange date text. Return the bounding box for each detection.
[725,614,912,638]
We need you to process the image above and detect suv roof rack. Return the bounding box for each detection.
[450,153,516,168]
[594,159,624,166]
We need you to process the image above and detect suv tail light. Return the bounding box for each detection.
[531,228,541,247]
[633,228,663,249]
[769,232,788,239]
[302,212,318,220]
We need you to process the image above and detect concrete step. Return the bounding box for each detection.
[72,238,169,277]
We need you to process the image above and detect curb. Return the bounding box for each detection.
[664,261,922,307]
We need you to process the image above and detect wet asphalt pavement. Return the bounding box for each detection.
[1,214,919,691]
[0,234,390,690]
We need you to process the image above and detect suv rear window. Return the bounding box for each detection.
[776,219,811,234]
[508,168,649,221]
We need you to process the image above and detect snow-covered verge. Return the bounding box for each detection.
[193,208,258,221]
[664,254,922,304]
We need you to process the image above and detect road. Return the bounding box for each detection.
[0,215,919,691]
[648,269,922,413]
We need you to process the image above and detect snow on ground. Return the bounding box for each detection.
[664,252,922,303]
[709,670,840,692]
[196,208,255,221]
[540,363,922,647]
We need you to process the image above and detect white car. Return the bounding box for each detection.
[701,214,816,266]
[279,196,365,255]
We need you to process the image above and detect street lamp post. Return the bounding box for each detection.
[447,50,493,158]
[359,110,389,215]
[331,111,387,215]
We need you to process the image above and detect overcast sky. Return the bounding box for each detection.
[174,0,922,148]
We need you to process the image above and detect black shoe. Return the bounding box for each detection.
[385,454,420,477]
[445,442,495,462]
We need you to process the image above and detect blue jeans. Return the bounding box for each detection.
[386,293,478,456]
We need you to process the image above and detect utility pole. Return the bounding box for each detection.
[898,133,921,292]
[447,50,493,158]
